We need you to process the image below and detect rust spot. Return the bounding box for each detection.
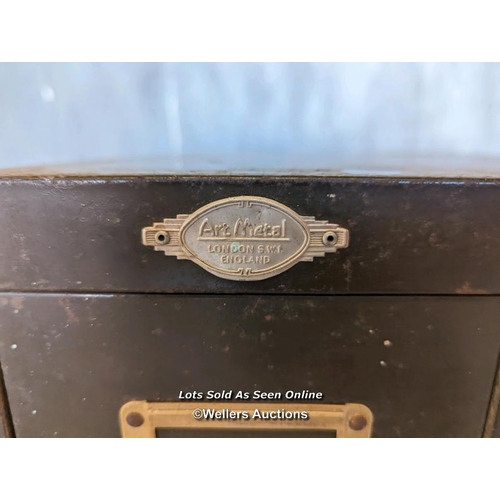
[221,329,226,337]
[264,314,274,322]
[58,298,80,324]
[10,296,25,309]
[221,345,230,353]
[455,282,487,294]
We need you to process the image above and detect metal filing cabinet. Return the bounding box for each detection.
[1,156,499,438]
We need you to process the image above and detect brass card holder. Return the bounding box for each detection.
[119,401,373,438]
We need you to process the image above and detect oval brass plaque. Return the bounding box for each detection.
[142,196,349,281]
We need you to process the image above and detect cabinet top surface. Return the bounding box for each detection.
[3,154,500,178]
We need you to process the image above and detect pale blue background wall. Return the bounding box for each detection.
[1,62,499,168]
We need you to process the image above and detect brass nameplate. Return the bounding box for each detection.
[119,401,373,438]
[142,196,349,281]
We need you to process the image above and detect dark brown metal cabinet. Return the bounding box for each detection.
[0,157,499,438]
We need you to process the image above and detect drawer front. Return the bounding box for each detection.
[1,177,500,294]
[0,294,498,437]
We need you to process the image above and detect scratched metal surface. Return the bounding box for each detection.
[1,63,500,172]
